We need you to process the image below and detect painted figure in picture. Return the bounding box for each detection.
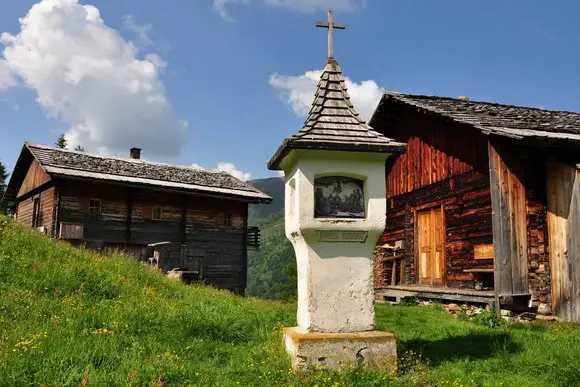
[314,176,364,218]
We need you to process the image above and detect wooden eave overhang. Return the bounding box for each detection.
[267,138,407,170]
[3,143,272,204]
[370,92,580,147]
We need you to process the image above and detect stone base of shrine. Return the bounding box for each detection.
[283,327,397,372]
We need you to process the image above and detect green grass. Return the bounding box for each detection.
[0,216,579,386]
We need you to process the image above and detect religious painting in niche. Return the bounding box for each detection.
[314,176,364,218]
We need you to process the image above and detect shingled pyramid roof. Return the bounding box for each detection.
[268,57,406,170]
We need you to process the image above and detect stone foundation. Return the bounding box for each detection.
[283,327,397,371]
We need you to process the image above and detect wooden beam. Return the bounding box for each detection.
[241,203,249,294]
[50,186,60,238]
[125,189,132,242]
[488,140,529,302]
[569,168,580,322]
[181,195,187,244]
[547,161,580,322]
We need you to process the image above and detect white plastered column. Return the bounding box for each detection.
[282,150,389,333]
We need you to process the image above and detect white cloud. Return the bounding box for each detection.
[269,69,383,121]
[191,161,251,181]
[217,161,251,181]
[0,60,16,89]
[0,0,187,156]
[212,0,250,21]
[264,0,361,13]
[277,170,285,177]
[122,14,152,46]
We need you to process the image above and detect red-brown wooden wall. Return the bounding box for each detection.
[385,113,489,198]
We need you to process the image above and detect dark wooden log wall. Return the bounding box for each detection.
[57,180,249,293]
[184,196,247,292]
[546,161,580,322]
[376,111,494,288]
[15,186,55,236]
[14,158,56,235]
[59,182,129,244]
[378,170,493,288]
[16,197,34,227]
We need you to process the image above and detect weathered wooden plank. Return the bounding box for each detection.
[17,159,51,198]
[489,141,512,296]
[16,198,34,226]
[488,141,528,296]
[547,161,580,322]
[474,244,494,259]
[569,169,580,322]
[384,113,488,198]
[376,287,495,304]
[508,158,528,293]
[60,223,84,239]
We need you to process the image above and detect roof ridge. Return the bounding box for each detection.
[25,142,228,175]
[387,92,580,115]
[370,92,580,143]
[22,143,270,201]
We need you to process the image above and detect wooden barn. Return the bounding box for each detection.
[3,143,271,294]
[370,93,580,321]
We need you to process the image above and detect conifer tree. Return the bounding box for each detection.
[74,144,85,152]
[55,134,67,149]
[0,161,11,214]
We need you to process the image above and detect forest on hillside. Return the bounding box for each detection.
[247,177,296,300]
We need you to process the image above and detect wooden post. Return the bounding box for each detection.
[51,186,60,238]
[547,161,580,322]
[125,189,132,243]
[241,203,249,295]
[488,140,529,311]
[181,195,187,244]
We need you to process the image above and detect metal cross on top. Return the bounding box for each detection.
[316,10,346,59]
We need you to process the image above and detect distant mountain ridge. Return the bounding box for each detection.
[248,177,284,224]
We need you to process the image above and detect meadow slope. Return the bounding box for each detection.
[0,217,579,386]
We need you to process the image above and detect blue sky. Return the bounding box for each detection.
[1,0,579,180]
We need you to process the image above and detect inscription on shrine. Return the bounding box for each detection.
[317,230,368,243]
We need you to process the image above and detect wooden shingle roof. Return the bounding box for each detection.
[268,58,406,170]
[4,143,271,203]
[370,93,580,143]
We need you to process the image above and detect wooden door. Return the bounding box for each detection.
[417,207,445,285]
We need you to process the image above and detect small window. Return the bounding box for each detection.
[152,205,163,220]
[89,199,101,215]
[224,213,232,226]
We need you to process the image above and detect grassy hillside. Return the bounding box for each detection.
[1,217,580,386]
